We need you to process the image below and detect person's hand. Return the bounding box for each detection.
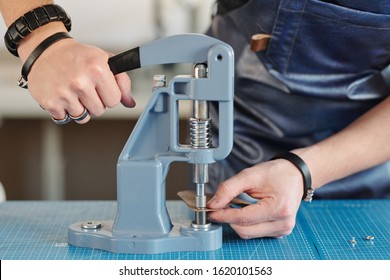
[26,38,136,124]
[207,159,304,239]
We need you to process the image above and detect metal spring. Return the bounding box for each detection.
[190,118,212,149]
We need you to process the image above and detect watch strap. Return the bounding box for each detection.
[18,32,72,89]
[272,152,314,202]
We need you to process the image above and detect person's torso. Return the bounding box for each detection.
[207,0,390,198]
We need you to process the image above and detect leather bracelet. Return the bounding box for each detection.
[18,32,72,89]
[272,152,314,202]
[4,4,71,57]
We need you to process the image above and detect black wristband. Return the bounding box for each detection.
[272,152,314,202]
[18,32,72,89]
[4,4,72,57]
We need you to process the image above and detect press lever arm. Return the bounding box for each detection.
[108,34,225,75]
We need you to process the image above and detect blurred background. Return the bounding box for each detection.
[0,0,215,200]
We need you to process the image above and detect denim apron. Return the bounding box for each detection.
[207,0,390,198]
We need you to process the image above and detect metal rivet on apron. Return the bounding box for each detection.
[250,34,271,52]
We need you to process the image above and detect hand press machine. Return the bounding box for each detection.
[68,34,234,254]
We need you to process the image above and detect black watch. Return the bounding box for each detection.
[4,4,72,57]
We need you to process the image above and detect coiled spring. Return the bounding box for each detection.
[190,118,212,149]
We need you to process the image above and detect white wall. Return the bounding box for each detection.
[1,0,214,50]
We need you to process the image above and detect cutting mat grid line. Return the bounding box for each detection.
[302,200,390,260]
[0,200,389,260]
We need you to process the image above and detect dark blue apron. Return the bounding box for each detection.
[207,0,390,198]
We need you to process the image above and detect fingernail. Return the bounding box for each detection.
[130,98,136,107]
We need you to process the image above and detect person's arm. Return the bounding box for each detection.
[207,96,390,239]
[295,96,390,189]
[0,0,135,124]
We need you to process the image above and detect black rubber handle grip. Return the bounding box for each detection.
[108,47,141,75]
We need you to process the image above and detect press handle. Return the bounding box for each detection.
[108,47,141,75]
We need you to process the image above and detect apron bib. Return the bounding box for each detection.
[207,0,390,198]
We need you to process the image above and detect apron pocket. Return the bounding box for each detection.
[266,0,390,75]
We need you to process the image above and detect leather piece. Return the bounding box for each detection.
[177,190,251,212]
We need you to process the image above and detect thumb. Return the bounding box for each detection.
[207,171,252,209]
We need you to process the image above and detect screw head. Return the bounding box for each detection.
[81,221,102,230]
